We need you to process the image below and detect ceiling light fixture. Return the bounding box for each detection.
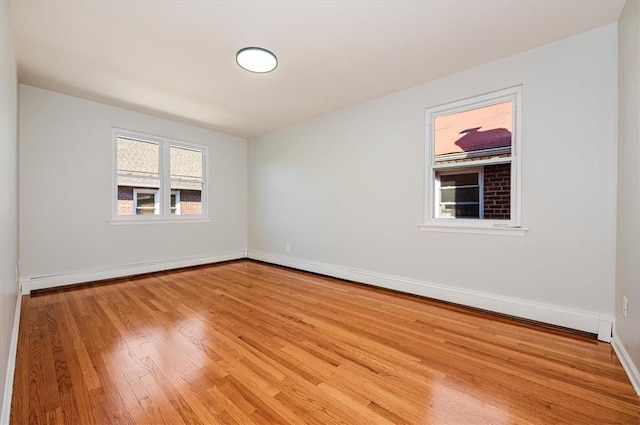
[236,47,278,73]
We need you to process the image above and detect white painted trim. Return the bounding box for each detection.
[19,250,246,294]
[433,146,511,163]
[1,293,22,425]
[418,223,528,236]
[171,190,181,215]
[248,250,613,341]
[432,155,511,169]
[597,319,613,343]
[108,218,211,225]
[612,333,640,396]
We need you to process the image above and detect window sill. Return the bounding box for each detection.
[108,218,211,225]
[418,223,527,236]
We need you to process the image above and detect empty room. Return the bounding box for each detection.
[1,0,640,424]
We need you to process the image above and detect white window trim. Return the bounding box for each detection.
[133,188,160,216]
[111,128,208,223]
[420,86,526,235]
[171,190,181,216]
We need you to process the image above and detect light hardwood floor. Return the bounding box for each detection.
[10,260,640,424]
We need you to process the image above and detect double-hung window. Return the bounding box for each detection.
[422,86,523,234]
[113,128,207,221]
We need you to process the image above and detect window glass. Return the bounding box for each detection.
[135,191,158,215]
[438,171,480,218]
[170,146,203,216]
[170,191,180,215]
[440,204,480,219]
[116,138,160,216]
[113,130,207,220]
[434,101,512,159]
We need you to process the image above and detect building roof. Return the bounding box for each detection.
[434,101,512,157]
[116,137,203,190]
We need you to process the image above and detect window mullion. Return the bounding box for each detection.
[433,169,440,219]
[161,142,171,217]
[479,168,484,219]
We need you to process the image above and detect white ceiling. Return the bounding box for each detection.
[11,0,625,139]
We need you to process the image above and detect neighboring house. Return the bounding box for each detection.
[433,101,512,220]
[116,137,203,216]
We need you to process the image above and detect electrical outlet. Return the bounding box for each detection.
[622,296,628,318]
[286,244,291,253]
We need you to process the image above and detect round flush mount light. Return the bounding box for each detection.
[236,47,278,73]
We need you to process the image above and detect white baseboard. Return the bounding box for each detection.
[1,293,22,425]
[248,250,614,342]
[20,250,247,294]
[5,248,630,420]
[612,333,640,396]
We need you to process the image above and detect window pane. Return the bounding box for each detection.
[117,137,160,216]
[170,192,179,215]
[437,171,480,219]
[117,137,160,180]
[440,187,479,203]
[434,101,512,159]
[170,146,203,215]
[440,172,478,187]
[117,176,161,188]
[135,192,158,215]
[439,204,480,219]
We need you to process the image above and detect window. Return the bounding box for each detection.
[134,189,159,215]
[422,86,523,233]
[170,190,180,215]
[113,129,207,221]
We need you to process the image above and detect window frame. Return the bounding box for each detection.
[133,188,160,216]
[111,128,208,223]
[420,86,525,235]
[171,190,181,215]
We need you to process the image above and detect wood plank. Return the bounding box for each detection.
[10,260,640,424]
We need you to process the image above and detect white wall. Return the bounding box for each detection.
[19,85,247,287]
[249,25,618,334]
[615,0,640,394]
[0,0,20,422]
